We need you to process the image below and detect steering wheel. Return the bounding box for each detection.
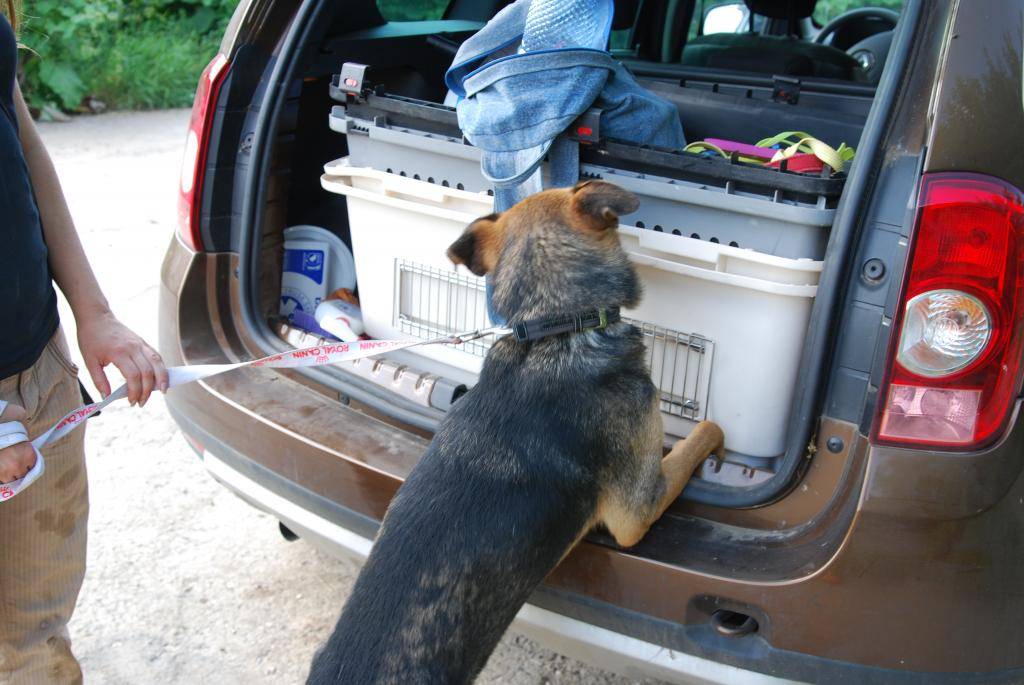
[814,7,900,46]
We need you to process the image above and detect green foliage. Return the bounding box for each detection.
[18,0,238,111]
[36,59,85,109]
[17,0,451,111]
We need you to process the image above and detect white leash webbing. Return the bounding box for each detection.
[0,327,510,502]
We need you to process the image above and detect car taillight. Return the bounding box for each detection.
[177,53,229,252]
[873,173,1024,449]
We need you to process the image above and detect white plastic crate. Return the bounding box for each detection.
[321,159,822,457]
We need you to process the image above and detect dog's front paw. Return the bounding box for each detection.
[676,421,725,458]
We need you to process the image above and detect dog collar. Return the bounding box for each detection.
[512,307,621,342]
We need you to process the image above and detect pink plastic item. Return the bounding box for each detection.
[703,138,776,160]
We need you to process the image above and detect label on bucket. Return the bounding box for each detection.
[283,248,326,285]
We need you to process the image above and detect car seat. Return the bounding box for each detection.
[681,0,863,80]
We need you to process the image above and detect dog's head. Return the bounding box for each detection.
[447,181,641,321]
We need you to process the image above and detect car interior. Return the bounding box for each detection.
[245,0,908,510]
[310,0,904,153]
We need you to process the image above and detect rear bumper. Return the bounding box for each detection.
[190,423,789,685]
[169,390,786,685]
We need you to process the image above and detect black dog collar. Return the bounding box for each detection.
[512,307,621,343]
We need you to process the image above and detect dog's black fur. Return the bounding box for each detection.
[307,181,723,684]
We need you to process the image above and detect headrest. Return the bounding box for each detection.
[743,0,816,20]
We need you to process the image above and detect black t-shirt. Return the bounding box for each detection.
[0,15,59,380]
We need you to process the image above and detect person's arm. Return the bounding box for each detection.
[12,81,167,406]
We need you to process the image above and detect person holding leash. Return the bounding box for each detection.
[0,5,166,682]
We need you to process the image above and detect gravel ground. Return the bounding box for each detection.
[39,109,658,685]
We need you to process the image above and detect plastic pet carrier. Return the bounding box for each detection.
[316,63,843,457]
[320,161,821,458]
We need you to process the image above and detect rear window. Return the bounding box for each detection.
[377,0,448,21]
[685,1,773,41]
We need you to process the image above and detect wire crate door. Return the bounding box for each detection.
[630,320,714,425]
[395,260,493,357]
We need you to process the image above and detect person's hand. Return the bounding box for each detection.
[77,311,168,406]
[0,402,36,484]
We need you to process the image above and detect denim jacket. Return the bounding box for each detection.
[446,0,686,210]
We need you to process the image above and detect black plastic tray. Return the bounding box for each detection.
[329,73,847,203]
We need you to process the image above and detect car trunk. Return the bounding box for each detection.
[232,0,918,522]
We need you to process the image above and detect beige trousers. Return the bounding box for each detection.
[0,329,87,685]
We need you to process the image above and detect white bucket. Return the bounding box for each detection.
[320,159,821,457]
[279,225,357,326]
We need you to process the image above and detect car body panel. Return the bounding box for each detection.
[924,0,1024,185]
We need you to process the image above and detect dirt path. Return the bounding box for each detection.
[38,109,656,685]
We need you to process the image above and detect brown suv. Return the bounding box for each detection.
[159,0,1024,682]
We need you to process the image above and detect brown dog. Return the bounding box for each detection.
[307,181,724,684]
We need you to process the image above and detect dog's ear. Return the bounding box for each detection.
[447,213,502,276]
[570,181,639,231]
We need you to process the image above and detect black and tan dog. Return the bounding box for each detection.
[307,181,724,684]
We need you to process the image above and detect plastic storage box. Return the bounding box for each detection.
[321,160,822,458]
[328,88,842,260]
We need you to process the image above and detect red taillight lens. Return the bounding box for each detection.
[873,173,1024,449]
[177,53,230,252]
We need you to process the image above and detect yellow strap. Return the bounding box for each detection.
[684,141,727,157]
[689,135,855,172]
[755,131,816,148]
[768,136,854,173]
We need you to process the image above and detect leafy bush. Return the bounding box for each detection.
[18,0,238,111]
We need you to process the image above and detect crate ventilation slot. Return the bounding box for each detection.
[394,260,712,422]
